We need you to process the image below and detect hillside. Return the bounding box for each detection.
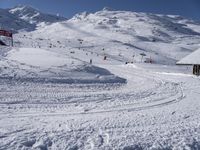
[0,46,125,83]
[0,8,35,32]
[14,8,200,65]
[9,5,66,26]
[0,5,66,32]
[1,6,200,150]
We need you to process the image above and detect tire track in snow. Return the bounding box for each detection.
[0,65,185,118]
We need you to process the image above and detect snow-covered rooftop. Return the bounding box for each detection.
[177,48,200,65]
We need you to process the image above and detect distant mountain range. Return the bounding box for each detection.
[0,5,66,32]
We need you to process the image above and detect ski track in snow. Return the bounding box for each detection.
[0,65,183,116]
[1,64,197,150]
[1,7,200,149]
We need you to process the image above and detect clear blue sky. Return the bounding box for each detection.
[1,0,200,20]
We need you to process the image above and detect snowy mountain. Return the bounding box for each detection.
[0,5,66,32]
[69,8,200,41]
[15,8,200,65]
[0,8,35,32]
[9,5,66,26]
[1,6,200,150]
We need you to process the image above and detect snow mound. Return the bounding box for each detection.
[0,47,126,84]
[177,48,200,65]
[7,48,78,68]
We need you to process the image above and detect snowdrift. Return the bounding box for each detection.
[0,47,126,84]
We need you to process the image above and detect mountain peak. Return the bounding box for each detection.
[9,5,38,13]
[72,11,89,21]
[102,7,114,11]
[9,5,66,25]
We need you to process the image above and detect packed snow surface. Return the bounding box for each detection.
[0,6,200,150]
[0,64,200,149]
[0,47,125,84]
[7,48,78,67]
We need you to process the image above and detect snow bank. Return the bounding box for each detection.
[7,47,79,68]
[177,48,200,65]
[0,47,126,84]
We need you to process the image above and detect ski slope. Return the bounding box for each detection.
[0,47,125,84]
[0,64,200,149]
[0,6,200,150]
[13,8,200,66]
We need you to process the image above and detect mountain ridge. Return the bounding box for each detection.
[0,5,66,32]
[9,5,66,25]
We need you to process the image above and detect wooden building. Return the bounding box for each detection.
[177,48,200,76]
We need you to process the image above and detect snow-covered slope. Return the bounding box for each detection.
[9,5,66,26]
[0,8,35,32]
[15,8,200,65]
[71,9,200,42]
[0,47,125,83]
[2,7,200,83]
[1,7,200,150]
[177,48,200,65]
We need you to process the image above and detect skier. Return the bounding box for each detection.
[90,59,92,64]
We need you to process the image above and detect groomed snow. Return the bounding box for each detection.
[0,64,200,149]
[7,47,81,68]
[0,47,126,84]
[1,6,200,150]
[177,48,200,65]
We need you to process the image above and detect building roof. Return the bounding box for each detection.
[177,48,200,65]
